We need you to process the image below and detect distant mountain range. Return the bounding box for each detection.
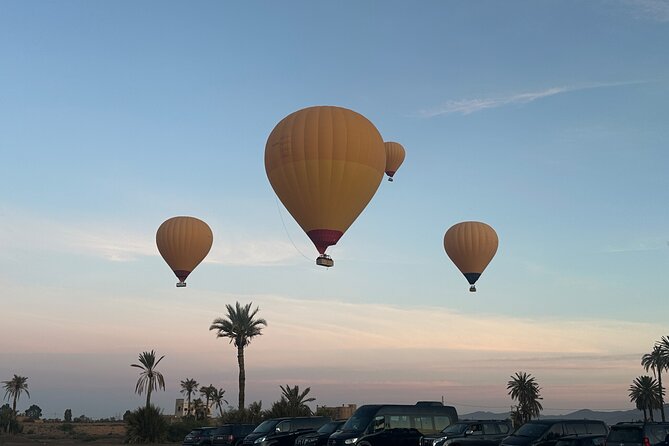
[460,408,667,425]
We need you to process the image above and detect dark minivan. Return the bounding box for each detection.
[242,416,332,446]
[421,420,513,446]
[328,402,458,446]
[500,419,608,446]
[212,424,258,446]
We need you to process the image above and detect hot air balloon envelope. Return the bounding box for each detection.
[265,105,386,266]
[156,216,213,287]
[443,221,498,292]
[384,141,406,182]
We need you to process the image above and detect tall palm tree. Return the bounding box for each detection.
[507,371,543,424]
[211,388,229,418]
[131,350,166,409]
[643,344,667,421]
[180,378,199,417]
[209,302,267,410]
[629,375,663,422]
[2,375,30,418]
[280,385,316,416]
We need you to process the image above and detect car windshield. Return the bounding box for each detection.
[608,428,643,443]
[252,420,277,434]
[341,415,372,433]
[215,426,232,434]
[441,423,470,435]
[513,423,550,438]
[318,422,344,434]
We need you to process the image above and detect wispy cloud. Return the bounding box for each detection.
[622,0,669,22]
[418,81,646,117]
[0,209,305,266]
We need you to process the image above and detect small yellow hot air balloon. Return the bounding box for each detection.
[265,106,386,267]
[156,216,213,287]
[384,141,406,182]
[443,221,498,292]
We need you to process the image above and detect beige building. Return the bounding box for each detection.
[316,404,357,420]
[175,398,216,417]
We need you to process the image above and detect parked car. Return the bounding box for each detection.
[183,427,219,446]
[421,420,513,446]
[554,434,606,446]
[500,419,608,446]
[295,420,346,446]
[606,422,669,446]
[212,424,258,446]
[356,427,424,446]
[242,416,332,446]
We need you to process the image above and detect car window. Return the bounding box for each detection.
[608,428,643,443]
[648,426,669,444]
[544,423,565,440]
[556,439,577,446]
[566,423,587,435]
[276,421,291,432]
[499,423,511,435]
[587,423,607,435]
[483,423,500,435]
[388,415,411,429]
[468,424,483,435]
[414,416,435,433]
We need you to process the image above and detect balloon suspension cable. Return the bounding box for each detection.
[469,285,476,292]
[274,196,312,263]
[176,282,187,288]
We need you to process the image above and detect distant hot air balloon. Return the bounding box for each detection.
[443,221,498,292]
[156,216,213,287]
[384,141,406,182]
[265,105,386,267]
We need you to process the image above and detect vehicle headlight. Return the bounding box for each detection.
[255,436,266,443]
[344,438,358,444]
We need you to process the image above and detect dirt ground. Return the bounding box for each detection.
[0,422,175,445]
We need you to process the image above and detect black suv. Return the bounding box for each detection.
[183,427,219,446]
[243,416,332,446]
[607,422,669,446]
[500,419,608,446]
[421,420,513,446]
[295,420,346,446]
[212,424,258,446]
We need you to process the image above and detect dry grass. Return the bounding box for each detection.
[0,421,175,445]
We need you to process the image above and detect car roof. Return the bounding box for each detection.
[558,434,606,439]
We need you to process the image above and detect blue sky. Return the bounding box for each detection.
[1,0,669,419]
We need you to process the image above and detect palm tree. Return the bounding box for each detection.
[642,344,667,422]
[280,385,315,416]
[507,371,543,424]
[199,384,216,417]
[629,375,663,422]
[2,375,30,418]
[131,350,166,409]
[180,378,199,417]
[209,302,267,410]
[211,388,229,418]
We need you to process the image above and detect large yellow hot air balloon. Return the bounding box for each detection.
[156,216,213,287]
[384,141,406,182]
[443,221,498,292]
[265,106,386,267]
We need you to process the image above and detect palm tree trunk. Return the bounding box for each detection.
[643,407,647,422]
[188,392,192,417]
[659,370,666,422]
[238,345,245,410]
[146,387,152,409]
[12,395,17,418]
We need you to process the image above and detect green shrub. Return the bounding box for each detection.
[125,405,168,444]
